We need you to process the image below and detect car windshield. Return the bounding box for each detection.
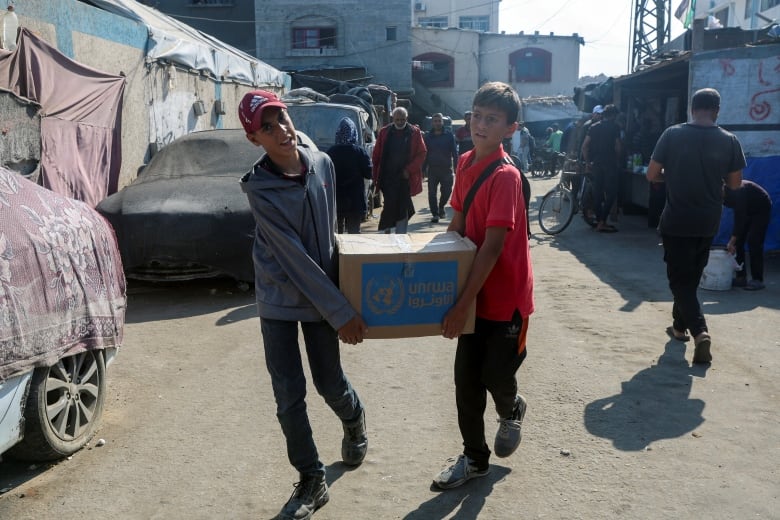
[285,105,367,151]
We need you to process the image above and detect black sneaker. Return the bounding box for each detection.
[494,394,527,457]
[430,216,439,223]
[275,473,329,520]
[744,279,765,291]
[342,409,367,466]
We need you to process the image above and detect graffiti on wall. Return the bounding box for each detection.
[705,56,780,123]
[749,57,780,122]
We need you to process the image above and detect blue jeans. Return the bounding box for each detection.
[260,318,363,476]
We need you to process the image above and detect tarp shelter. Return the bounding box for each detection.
[86,0,286,87]
[0,28,125,207]
[521,96,583,136]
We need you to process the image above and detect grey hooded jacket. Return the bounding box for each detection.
[240,145,356,330]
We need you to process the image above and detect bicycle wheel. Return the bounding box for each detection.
[579,176,598,228]
[529,156,544,177]
[538,186,575,235]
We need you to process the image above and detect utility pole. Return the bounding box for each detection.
[631,0,671,72]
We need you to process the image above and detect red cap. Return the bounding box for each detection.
[238,90,287,134]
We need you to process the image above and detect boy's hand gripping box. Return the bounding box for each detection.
[336,232,476,338]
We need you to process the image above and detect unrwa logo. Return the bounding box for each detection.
[365,275,404,316]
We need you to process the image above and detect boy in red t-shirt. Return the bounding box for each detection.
[434,82,534,490]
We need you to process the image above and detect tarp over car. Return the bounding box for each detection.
[0,167,126,382]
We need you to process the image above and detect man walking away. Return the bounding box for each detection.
[424,113,459,222]
[582,104,622,233]
[646,88,744,364]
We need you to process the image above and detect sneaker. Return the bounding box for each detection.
[430,216,439,223]
[494,394,527,458]
[275,473,329,520]
[432,454,489,490]
[744,279,765,291]
[439,206,447,219]
[693,333,712,364]
[341,409,367,466]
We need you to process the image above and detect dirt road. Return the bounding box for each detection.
[2,175,778,519]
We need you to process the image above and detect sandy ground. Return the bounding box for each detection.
[1,175,778,519]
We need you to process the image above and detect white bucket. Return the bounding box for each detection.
[699,249,737,291]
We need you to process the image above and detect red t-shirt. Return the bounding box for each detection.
[451,148,534,321]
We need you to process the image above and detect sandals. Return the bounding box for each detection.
[596,224,618,233]
[665,326,690,342]
[693,333,712,364]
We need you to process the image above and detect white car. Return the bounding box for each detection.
[0,167,126,461]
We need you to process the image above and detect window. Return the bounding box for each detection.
[419,17,448,28]
[761,0,780,9]
[386,26,397,41]
[509,48,552,83]
[292,27,337,49]
[412,52,454,88]
[459,16,489,32]
[712,7,729,27]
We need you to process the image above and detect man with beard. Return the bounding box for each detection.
[372,107,427,233]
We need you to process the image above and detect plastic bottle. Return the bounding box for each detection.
[1,5,19,52]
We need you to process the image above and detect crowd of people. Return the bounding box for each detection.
[236,84,769,520]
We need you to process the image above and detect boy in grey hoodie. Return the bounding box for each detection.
[238,90,368,520]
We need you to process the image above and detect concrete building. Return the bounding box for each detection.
[257,0,414,96]
[135,0,256,57]
[412,27,583,117]
[413,0,500,33]
[690,0,780,29]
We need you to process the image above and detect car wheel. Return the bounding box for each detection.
[8,350,107,461]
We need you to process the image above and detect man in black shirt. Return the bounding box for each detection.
[647,88,745,364]
[724,180,772,290]
[581,104,621,232]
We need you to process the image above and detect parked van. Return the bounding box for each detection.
[284,99,377,158]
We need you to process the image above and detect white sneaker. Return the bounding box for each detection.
[432,455,489,490]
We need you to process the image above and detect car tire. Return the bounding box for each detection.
[8,350,107,461]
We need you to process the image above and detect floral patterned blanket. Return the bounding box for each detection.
[0,167,126,381]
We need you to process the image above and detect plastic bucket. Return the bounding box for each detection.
[699,249,735,291]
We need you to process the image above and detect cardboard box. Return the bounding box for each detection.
[336,232,476,339]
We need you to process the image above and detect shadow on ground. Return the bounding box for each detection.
[124,278,255,324]
[402,465,512,520]
[527,182,780,313]
[583,342,708,451]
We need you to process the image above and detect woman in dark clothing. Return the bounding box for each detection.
[724,180,773,290]
[326,118,373,233]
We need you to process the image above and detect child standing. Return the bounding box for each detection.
[435,82,534,489]
[238,91,369,520]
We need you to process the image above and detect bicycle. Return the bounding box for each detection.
[530,148,566,178]
[537,160,598,235]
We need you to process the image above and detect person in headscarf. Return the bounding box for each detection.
[326,117,373,233]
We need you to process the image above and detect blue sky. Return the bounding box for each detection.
[499,0,688,77]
